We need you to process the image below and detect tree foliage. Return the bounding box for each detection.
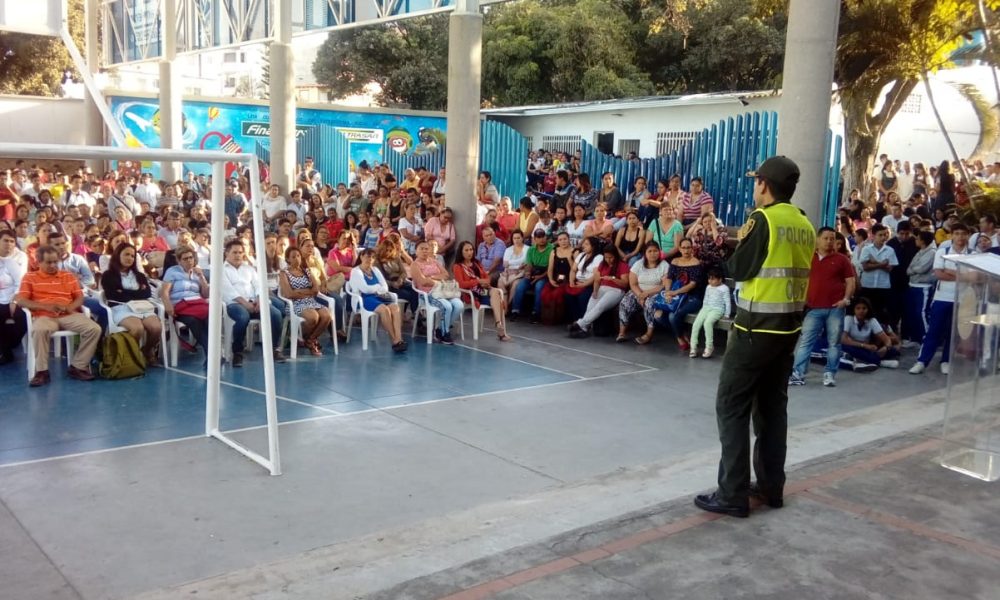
[637,0,785,93]
[312,15,449,110]
[835,0,992,194]
[0,0,85,96]
[482,0,655,106]
[311,0,786,110]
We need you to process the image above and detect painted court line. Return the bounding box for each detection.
[0,367,655,470]
[497,330,659,370]
[432,437,951,600]
[166,365,343,415]
[454,342,585,380]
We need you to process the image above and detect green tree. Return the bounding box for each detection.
[637,0,786,94]
[312,15,449,110]
[834,0,992,195]
[0,0,85,96]
[483,0,654,105]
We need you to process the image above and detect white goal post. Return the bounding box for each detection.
[0,142,282,476]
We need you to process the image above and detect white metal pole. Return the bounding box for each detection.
[206,161,226,434]
[249,159,282,476]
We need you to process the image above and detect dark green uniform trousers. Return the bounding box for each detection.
[715,329,800,506]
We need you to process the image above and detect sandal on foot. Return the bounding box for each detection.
[615,334,628,343]
[635,334,652,345]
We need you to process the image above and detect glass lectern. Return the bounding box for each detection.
[940,253,1000,481]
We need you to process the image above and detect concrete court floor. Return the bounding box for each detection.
[0,322,956,600]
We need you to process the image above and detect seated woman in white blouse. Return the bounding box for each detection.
[349,248,407,352]
[498,229,528,311]
[221,239,288,367]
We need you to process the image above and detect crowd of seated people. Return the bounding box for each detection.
[1,149,996,388]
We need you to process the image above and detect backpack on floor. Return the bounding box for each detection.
[99,332,147,379]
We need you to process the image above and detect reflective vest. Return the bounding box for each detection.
[735,203,815,334]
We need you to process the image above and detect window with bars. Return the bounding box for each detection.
[541,135,582,155]
[618,139,640,157]
[656,131,698,156]
[524,136,534,152]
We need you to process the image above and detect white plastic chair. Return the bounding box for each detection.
[344,280,397,350]
[97,290,169,368]
[22,306,93,382]
[411,287,465,343]
[459,288,503,341]
[276,292,339,358]
[222,307,259,363]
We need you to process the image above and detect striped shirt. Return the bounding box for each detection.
[681,192,714,221]
[16,270,83,318]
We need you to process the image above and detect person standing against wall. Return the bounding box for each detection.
[694,156,816,518]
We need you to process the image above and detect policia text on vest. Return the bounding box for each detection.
[694,155,815,518]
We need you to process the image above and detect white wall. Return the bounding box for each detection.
[490,66,997,167]
[0,95,88,146]
[493,96,782,158]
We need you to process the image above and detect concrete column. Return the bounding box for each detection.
[446,2,483,244]
[268,0,295,195]
[83,0,103,170]
[775,0,840,226]
[158,0,182,181]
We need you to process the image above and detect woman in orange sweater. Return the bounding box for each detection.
[453,240,512,341]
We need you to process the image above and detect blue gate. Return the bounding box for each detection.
[579,111,841,227]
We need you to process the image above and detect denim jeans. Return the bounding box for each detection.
[512,277,546,316]
[792,307,845,376]
[657,295,703,337]
[227,301,283,352]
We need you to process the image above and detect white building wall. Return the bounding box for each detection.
[0,96,88,146]
[493,96,782,158]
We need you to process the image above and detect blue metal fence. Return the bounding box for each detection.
[298,126,351,188]
[579,111,779,227]
[578,111,841,227]
[253,126,351,192]
[381,120,527,201]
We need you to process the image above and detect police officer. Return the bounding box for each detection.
[694,156,816,518]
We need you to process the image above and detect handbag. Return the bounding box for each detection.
[653,279,686,313]
[326,272,346,294]
[174,297,210,319]
[430,280,461,299]
[126,300,157,314]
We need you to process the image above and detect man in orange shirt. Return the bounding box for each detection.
[15,245,101,386]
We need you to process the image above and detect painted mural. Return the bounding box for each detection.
[108,95,447,181]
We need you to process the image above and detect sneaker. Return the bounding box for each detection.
[902,340,920,350]
[909,361,926,374]
[853,360,878,373]
[881,359,899,369]
[788,372,806,386]
[272,350,288,364]
[529,314,540,325]
[822,372,836,387]
[434,329,444,343]
[232,352,244,368]
[940,362,950,375]
[839,355,855,369]
[441,333,455,346]
[689,346,699,358]
[702,347,714,359]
